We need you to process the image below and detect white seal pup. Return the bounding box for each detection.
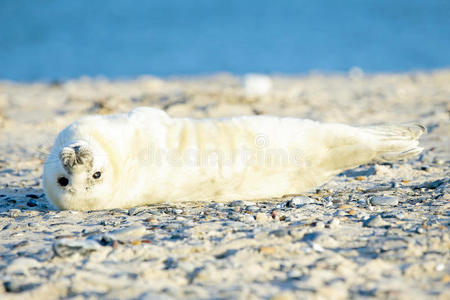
[43,107,425,211]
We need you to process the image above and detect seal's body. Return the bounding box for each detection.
[43,107,425,211]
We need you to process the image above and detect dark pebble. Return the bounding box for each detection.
[26,194,39,199]
[27,199,38,207]
[215,249,238,259]
[12,240,29,249]
[4,281,40,293]
[270,229,290,237]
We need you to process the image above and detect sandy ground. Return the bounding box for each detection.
[0,71,449,299]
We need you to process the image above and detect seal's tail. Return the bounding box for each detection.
[363,123,426,162]
[317,122,426,174]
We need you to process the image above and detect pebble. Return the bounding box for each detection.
[415,227,425,234]
[108,225,147,241]
[245,205,259,213]
[327,218,340,229]
[8,209,21,218]
[255,212,272,222]
[270,229,290,237]
[53,239,100,257]
[436,263,445,272]
[286,196,314,207]
[215,249,238,259]
[364,184,392,193]
[243,214,255,223]
[127,207,147,216]
[370,196,399,206]
[432,158,444,165]
[229,200,245,207]
[227,213,242,221]
[312,243,325,252]
[363,215,389,227]
[7,257,40,274]
[26,199,38,207]
[3,280,40,293]
[417,179,446,189]
[301,231,338,248]
[314,221,326,229]
[259,246,276,255]
[324,196,333,207]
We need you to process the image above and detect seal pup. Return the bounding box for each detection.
[43,107,425,211]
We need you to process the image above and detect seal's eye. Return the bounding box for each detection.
[58,177,69,187]
[93,171,101,179]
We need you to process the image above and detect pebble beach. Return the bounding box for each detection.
[0,71,449,299]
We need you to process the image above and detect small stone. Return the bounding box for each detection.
[433,158,444,165]
[245,205,259,213]
[270,229,290,237]
[441,274,450,283]
[26,199,38,207]
[415,227,425,234]
[416,179,446,189]
[286,196,314,207]
[128,207,146,216]
[229,200,244,207]
[302,232,322,242]
[12,240,29,249]
[144,217,158,224]
[259,246,276,255]
[172,208,183,215]
[363,184,392,193]
[26,194,39,199]
[53,239,100,257]
[255,212,272,222]
[303,232,338,248]
[108,224,147,241]
[323,196,333,206]
[314,221,325,229]
[436,263,445,272]
[4,280,40,293]
[243,214,255,223]
[370,196,399,206]
[312,243,325,252]
[363,215,389,227]
[271,210,279,220]
[327,218,340,229]
[215,249,238,259]
[420,166,430,172]
[8,209,21,218]
[339,204,352,209]
[7,257,40,273]
[227,212,241,221]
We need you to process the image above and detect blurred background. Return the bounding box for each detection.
[1,0,449,81]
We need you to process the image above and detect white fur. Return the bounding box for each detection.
[43,107,424,211]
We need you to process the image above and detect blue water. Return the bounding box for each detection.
[1,0,449,81]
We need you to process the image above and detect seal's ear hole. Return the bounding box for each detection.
[58,177,69,187]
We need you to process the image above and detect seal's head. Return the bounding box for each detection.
[43,140,113,211]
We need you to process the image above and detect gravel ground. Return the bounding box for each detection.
[0,71,449,299]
